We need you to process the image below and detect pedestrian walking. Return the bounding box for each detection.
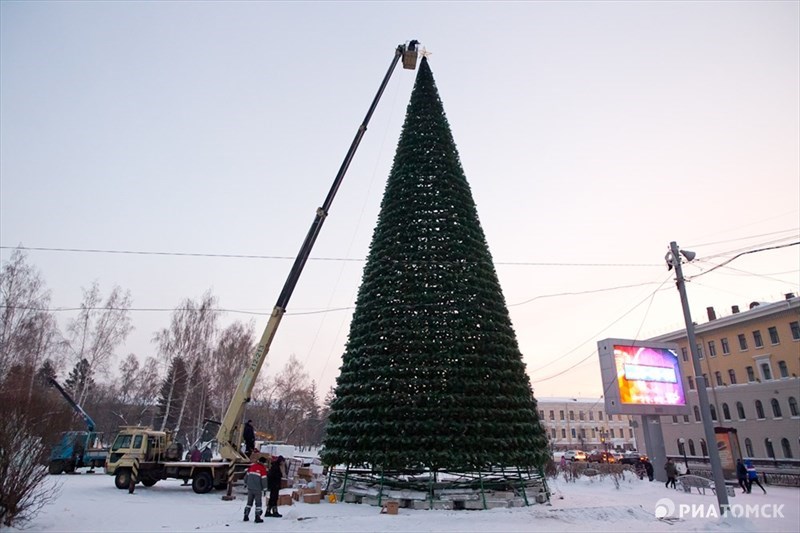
[745,459,767,494]
[243,456,268,523]
[664,458,678,489]
[643,458,654,482]
[736,459,748,493]
[266,455,285,518]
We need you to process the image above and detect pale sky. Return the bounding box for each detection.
[1,1,798,400]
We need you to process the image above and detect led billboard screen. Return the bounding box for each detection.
[598,338,690,416]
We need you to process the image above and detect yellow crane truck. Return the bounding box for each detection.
[105,41,419,495]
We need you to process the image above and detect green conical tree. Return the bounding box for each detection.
[322,57,548,471]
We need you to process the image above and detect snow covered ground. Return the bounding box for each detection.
[18,469,799,532]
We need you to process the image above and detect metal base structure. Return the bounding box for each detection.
[325,465,549,510]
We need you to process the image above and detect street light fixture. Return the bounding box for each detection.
[666,241,729,512]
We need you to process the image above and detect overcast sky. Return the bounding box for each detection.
[1,1,798,400]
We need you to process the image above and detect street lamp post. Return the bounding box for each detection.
[679,437,690,475]
[667,241,729,512]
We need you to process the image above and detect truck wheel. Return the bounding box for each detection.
[141,478,157,487]
[192,472,213,494]
[48,461,64,475]
[64,460,76,474]
[114,469,132,490]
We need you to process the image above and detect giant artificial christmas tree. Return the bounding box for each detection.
[322,57,548,474]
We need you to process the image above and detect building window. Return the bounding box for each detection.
[765,439,775,458]
[571,428,576,438]
[778,361,789,378]
[681,347,688,362]
[728,369,737,384]
[790,321,800,341]
[539,410,544,419]
[702,373,709,387]
[708,340,717,357]
[588,411,594,421]
[789,397,798,417]
[551,428,557,439]
[700,439,708,457]
[579,411,585,421]
[697,344,704,359]
[569,410,574,421]
[782,438,793,459]
[745,438,753,457]
[678,439,685,455]
[721,337,730,355]
[722,403,731,420]
[580,428,586,439]
[598,411,603,421]
[755,400,765,419]
[771,398,782,418]
[591,428,596,438]
[715,371,723,386]
[560,410,565,421]
[683,414,690,423]
[760,362,772,381]
[688,376,695,390]
[549,410,555,421]
[710,405,717,421]
[746,366,755,382]
[738,334,748,351]
[672,415,678,424]
[768,326,780,345]
[689,439,696,456]
[610,429,615,438]
[737,401,746,420]
[629,428,633,438]
[753,330,764,348]
[561,428,566,438]
[694,406,701,422]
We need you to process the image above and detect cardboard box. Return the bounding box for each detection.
[278,493,293,506]
[382,500,399,515]
[302,492,321,504]
[292,490,300,501]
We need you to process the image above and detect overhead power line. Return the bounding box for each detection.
[0,245,661,268]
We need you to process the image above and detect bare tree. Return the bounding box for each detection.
[0,250,64,397]
[153,292,217,434]
[255,355,316,441]
[65,282,133,405]
[208,320,255,421]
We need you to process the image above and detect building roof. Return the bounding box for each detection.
[648,295,799,342]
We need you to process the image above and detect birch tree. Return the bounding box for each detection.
[65,282,133,405]
[153,292,217,434]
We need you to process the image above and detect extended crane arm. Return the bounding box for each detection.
[48,378,96,432]
[216,42,419,462]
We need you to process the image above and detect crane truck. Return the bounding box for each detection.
[104,41,419,494]
[47,378,108,474]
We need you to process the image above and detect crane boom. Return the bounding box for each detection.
[216,42,419,462]
[48,378,97,432]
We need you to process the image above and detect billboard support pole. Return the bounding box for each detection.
[641,415,667,483]
[667,241,730,512]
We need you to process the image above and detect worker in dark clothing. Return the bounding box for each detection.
[736,459,748,493]
[643,458,654,481]
[243,420,256,456]
[266,455,285,518]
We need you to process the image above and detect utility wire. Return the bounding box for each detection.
[528,273,674,376]
[687,241,800,280]
[0,245,662,268]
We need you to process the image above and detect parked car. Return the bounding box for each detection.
[563,450,587,462]
[587,450,616,463]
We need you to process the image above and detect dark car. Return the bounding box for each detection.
[619,453,647,465]
[587,450,616,463]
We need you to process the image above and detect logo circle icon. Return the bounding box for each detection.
[654,497,675,519]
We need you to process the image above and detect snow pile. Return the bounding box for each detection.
[17,470,799,532]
